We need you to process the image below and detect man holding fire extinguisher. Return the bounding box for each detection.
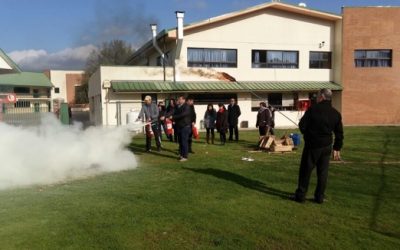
[163,95,192,162]
[186,96,197,154]
[137,95,161,152]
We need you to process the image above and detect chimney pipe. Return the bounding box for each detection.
[175,11,185,40]
[150,24,166,81]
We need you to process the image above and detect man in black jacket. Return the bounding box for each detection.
[293,88,343,204]
[169,95,192,162]
[228,98,241,141]
[186,96,196,154]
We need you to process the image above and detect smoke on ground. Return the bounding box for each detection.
[0,115,137,190]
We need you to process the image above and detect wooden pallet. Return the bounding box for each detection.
[259,134,294,152]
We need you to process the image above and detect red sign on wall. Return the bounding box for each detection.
[0,93,17,104]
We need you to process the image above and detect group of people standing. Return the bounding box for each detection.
[137,95,196,162]
[137,96,242,161]
[138,88,343,204]
[203,98,241,145]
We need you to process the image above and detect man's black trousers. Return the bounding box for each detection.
[229,125,239,141]
[295,145,332,202]
[146,123,161,151]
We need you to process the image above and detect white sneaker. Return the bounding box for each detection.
[179,158,188,162]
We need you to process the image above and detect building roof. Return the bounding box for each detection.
[0,72,53,88]
[180,1,341,34]
[111,80,342,93]
[0,48,22,73]
[127,1,342,64]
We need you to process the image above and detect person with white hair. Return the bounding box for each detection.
[137,95,161,152]
[293,88,344,204]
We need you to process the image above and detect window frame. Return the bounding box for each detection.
[354,49,392,68]
[309,51,332,69]
[252,50,299,69]
[187,47,238,68]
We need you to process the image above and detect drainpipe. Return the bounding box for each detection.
[150,24,166,81]
[103,80,111,126]
[174,11,185,83]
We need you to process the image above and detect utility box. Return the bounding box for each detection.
[60,103,70,125]
[240,121,248,128]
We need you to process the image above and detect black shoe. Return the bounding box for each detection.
[157,147,161,152]
[146,149,152,152]
[189,150,195,154]
[313,197,325,204]
[290,195,305,203]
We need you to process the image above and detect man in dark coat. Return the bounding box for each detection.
[293,88,344,204]
[227,98,241,141]
[169,95,192,162]
[186,96,196,153]
[256,102,272,136]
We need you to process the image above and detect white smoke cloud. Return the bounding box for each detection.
[8,44,97,72]
[0,115,136,190]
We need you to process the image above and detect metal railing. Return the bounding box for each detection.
[0,99,52,126]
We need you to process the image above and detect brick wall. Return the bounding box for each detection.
[66,73,84,104]
[342,7,400,125]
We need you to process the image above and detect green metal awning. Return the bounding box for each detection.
[111,80,342,93]
[0,72,53,88]
[239,81,343,91]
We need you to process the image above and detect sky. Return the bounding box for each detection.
[2,0,399,71]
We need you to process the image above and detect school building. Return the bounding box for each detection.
[89,1,343,128]
[44,70,85,105]
[0,49,53,125]
[342,6,400,125]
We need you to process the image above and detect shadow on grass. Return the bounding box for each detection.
[369,135,400,239]
[183,167,292,200]
[128,141,179,160]
[231,138,259,150]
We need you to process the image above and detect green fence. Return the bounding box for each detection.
[0,99,52,126]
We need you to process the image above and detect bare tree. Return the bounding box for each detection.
[75,40,134,104]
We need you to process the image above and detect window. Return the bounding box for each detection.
[55,87,60,93]
[310,52,331,69]
[251,93,296,111]
[33,89,39,98]
[14,87,30,94]
[14,100,31,108]
[191,93,237,105]
[251,93,269,111]
[252,50,267,68]
[188,48,237,68]
[157,51,171,66]
[354,50,392,67]
[252,50,298,68]
[268,93,283,106]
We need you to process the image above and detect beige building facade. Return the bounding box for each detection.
[89,2,343,128]
[45,70,85,104]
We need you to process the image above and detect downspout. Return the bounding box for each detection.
[174,11,185,83]
[150,24,166,81]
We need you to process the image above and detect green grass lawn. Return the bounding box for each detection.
[0,127,399,249]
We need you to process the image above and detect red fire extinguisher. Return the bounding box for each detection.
[145,123,153,138]
[166,118,173,135]
[192,125,199,139]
